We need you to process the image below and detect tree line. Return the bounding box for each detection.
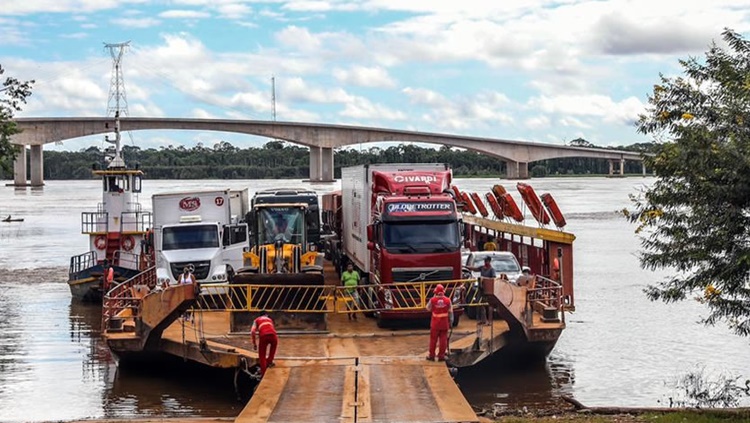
[0,138,653,180]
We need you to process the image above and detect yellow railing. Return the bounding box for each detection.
[193,279,483,313]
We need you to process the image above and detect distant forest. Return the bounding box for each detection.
[2,138,655,180]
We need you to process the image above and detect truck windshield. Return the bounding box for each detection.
[258,207,305,245]
[382,221,459,253]
[162,224,219,250]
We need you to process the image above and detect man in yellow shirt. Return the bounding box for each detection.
[341,262,360,320]
[483,236,498,251]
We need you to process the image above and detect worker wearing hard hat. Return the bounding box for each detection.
[425,284,454,362]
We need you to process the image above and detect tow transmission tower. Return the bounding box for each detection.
[103,41,131,168]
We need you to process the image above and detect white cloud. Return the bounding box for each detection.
[528,94,645,126]
[275,25,323,52]
[159,10,211,19]
[333,66,396,88]
[281,77,354,103]
[340,97,406,121]
[110,17,160,28]
[192,108,217,119]
[402,87,449,107]
[61,32,88,39]
[525,116,550,130]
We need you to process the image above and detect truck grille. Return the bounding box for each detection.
[170,260,211,280]
[391,267,454,283]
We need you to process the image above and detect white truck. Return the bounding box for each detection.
[153,189,249,286]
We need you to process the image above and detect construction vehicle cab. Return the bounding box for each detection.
[241,189,323,275]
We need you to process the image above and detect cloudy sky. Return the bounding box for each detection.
[1,0,748,152]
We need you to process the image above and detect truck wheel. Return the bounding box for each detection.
[465,306,476,320]
[452,314,460,327]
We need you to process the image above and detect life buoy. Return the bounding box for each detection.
[517,183,550,225]
[501,193,524,222]
[121,235,135,251]
[492,184,506,200]
[95,235,107,250]
[485,192,505,220]
[540,193,567,228]
[460,192,477,214]
[470,192,489,218]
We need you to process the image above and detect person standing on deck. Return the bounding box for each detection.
[341,262,360,321]
[483,237,498,251]
[469,256,496,326]
[102,260,115,293]
[251,310,278,376]
[426,284,453,362]
[178,265,196,285]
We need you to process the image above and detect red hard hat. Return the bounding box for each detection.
[435,284,445,294]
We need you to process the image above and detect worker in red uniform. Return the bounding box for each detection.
[251,310,278,376]
[102,260,115,292]
[426,284,454,362]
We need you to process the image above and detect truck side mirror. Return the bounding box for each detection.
[367,224,374,242]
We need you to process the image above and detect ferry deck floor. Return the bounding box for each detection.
[144,265,524,423]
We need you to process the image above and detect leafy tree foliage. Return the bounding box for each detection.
[624,29,750,336]
[0,65,34,172]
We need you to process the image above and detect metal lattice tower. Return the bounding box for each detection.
[104,41,131,117]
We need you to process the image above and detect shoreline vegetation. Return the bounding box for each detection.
[2,139,653,181]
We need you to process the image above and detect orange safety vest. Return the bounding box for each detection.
[428,295,452,330]
[106,267,114,283]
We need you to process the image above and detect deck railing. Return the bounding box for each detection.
[525,275,564,325]
[102,266,156,332]
[69,251,97,275]
[193,278,480,313]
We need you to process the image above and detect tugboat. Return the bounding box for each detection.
[68,112,152,302]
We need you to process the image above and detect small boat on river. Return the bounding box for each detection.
[2,215,24,223]
[68,112,153,302]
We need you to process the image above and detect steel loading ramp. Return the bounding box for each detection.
[236,357,478,423]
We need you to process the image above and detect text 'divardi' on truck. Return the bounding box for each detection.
[338,164,464,326]
[236,188,324,285]
[153,189,249,287]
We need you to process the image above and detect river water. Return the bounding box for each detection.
[1,177,749,422]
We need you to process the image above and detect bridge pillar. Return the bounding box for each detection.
[307,147,334,182]
[30,145,44,187]
[321,147,334,182]
[619,159,625,176]
[12,145,27,186]
[308,147,321,181]
[642,162,646,176]
[505,161,529,179]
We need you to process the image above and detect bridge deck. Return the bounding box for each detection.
[235,357,477,423]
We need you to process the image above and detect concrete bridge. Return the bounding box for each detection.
[10,117,644,186]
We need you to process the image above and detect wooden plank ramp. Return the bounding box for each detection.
[236,357,478,423]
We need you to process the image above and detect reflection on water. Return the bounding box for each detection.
[457,351,575,410]
[1,178,750,421]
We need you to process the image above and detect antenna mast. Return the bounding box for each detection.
[271,76,277,121]
[104,41,131,168]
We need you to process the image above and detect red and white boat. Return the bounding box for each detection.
[68,113,152,302]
